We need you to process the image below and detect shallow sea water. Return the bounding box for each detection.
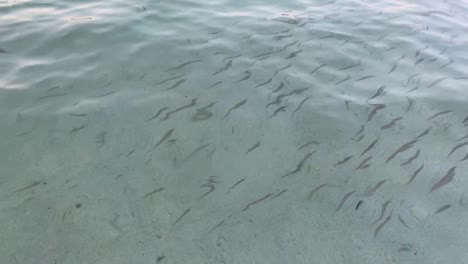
[1,0,468,263]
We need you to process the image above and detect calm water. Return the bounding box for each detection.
[1,0,468,263]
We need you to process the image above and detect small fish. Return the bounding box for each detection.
[430,166,456,193]
[246,142,260,154]
[269,106,287,118]
[372,200,391,225]
[223,54,241,61]
[242,193,273,211]
[374,210,392,238]
[440,57,454,69]
[255,77,273,88]
[415,127,432,140]
[406,73,421,85]
[298,140,320,150]
[306,184,327,200]
[286,49,302,59]
[398,215,411,229]
[278,41,298,53]
[381,117,402,130]
[166,60,202,71]
[360,138,379,157]
[414,58,424,66]
[460,153,468,161]
[162,99,197,120]
[434,204,451,215]
[310,64,327,75]
[270,189,287,200]
[428,110,453,120]
[15,181,41,193]
[367,85,386,101]
[400,149,420,166]
[212,60,233,76]
[335,155,353,166]
[415,45,427,57]
[281,151,316,178]
[223,99,247,119]
[89,91,116,98]
[361,180,386,196]
[274,34,293,40]
[294,96,312,113]
[382,47,396,53]
[254,51,273,58]
[368,104,386,122]
[387,63,397,75]
[267,88,308,107]
[230,178,247,191]
[149,128,175,151]
[353,125,365,138]
[354,156,372,171]
[355,200,363,210]
[69,113,87,117]
[336,74,351,85]
[407,164,424,184]
[272,82,285,93]
[356,75,375,82]
[335,191,355,212]
[165,79,186,90]
[207,81,222,89]
[386,139,418,163]
[426,77,446,88]
[70,122,88,133]
[157,256,166,263]
[173,208,191,225]
[338,61,360,71]
[146,107,169,122]
[156,75,184,85]
[235,70,251,83]
[406,86,420,93]
[143,187,165,198]
[463,115,468,123]
[186,144,210,160]
[0,47,7,53]
[406,97,414,112]
[448,141,468,157]
[355,134,365,142]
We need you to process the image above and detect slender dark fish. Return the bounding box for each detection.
[440,57,454,69]
[408,164,424,184]
[355,200,363,210]
[367,85,386,101]
[335,191,355,212]
[186,144,210,160]
[310,64,327,75]
[255,77,273,88]
[207,81,222,89]
[143,187,165,198]
[381,117,402,130]
[298,140,320,150]
[360,138,379,157]
[286,49,302,59]
[430,166,456,193]
[15,181,41,193]
[368,104,386,122]
[374,210,392,238]
[428,110,453,120]
[361,180,386,196]
[434,204,451,215]
[401,149,420,166]
[306,184,327,200]
[338,60,360,70]
[354,156,372,171]
[146,107,169,122]
[356,75,375,82]
[407,73,421,84]
[269,106,287,118]
[278,41,298,53]
[414,58,424,66]
[372,200,391,225]
[448,141,468,157]
[270,189,287,200]
[235,70,251,83]
[426,77,446,88]
[166,60,202,71]
[272,82,285,93]
[461,153,468,161]
[398,215,411,229]
[335,155,353,166]
[294,96,312,113]
[223,99,247,119]
[165,79,186,90]
[386,140,418,163]
[281,151,316,178]
[230,178,246,190]
[406,97,414,112]
[353,125,365,138]
[173,208,191,225]
[336,74,351,85]
[162,99,197,120]
[156,74,185,85]
[246,142,260,154]
[387,63,397,75]
[242,193,273,211]
[212,60,233,76]
[415,127,432,140]
[149,128,175,151]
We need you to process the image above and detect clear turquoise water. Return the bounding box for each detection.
[1,0,468,263]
